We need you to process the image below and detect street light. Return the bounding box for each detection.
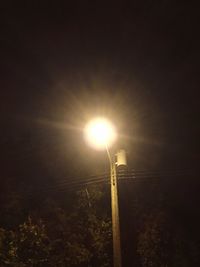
[84,117,126,267]
[84,117,117,150]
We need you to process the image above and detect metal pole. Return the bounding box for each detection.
[106,147,122,267]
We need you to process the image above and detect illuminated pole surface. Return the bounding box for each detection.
[106,147,122,267]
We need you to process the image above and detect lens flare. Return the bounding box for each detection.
[84,117,117,150]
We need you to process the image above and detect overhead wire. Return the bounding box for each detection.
[50,171,109,187]
[23,174,110,197]
[20,166,196,195]
[48,168,195,189]
[21,168,195,198]
[117,168,195,174]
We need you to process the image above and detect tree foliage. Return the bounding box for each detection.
[137,210,200,267]
[0,182,199,266]
[0,186,112,267]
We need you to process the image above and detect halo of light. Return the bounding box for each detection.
[84,117,117,150]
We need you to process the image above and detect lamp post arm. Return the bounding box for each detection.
[106,145,116,185]
[105,144,112,167]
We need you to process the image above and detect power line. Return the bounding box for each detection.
[51,172,109,187]
[117,168,195,174]
[45,168,194,189]
[20,168,196,197]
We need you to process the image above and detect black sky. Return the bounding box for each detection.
[0,1,200,187]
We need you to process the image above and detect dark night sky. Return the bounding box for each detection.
[0,1,200,190]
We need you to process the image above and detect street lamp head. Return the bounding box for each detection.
[84,117,117,150]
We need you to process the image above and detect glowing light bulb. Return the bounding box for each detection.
[84,117,117,150]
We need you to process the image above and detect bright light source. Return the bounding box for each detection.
[84,117,117,150]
